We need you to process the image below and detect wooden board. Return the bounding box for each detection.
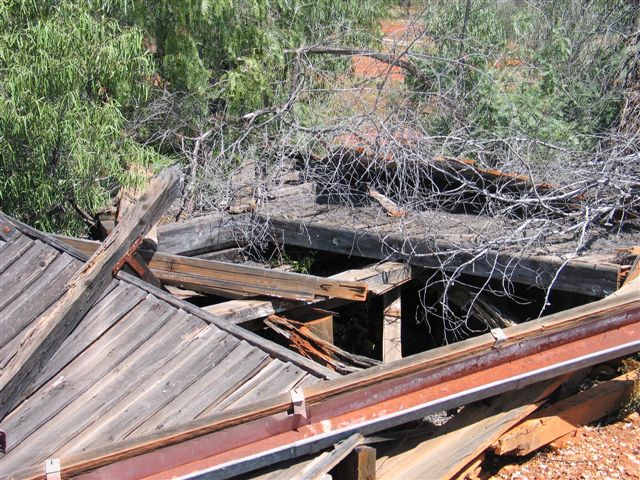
[59,237,367,301]
[1,296,173,455]
[23,281,146,398]
[264,216,622,297]
[375,378,564,480]
[0,297,179,471]
[0,241,59,311]
[0,253,79,349]
[157,213,238,255]
[57,236,369,302]
[0,167,181,419]
[52,311,209,457]
[203,262,410,325]
[133,341,270,435]
[0,234,32,273]
[493,369,640,456]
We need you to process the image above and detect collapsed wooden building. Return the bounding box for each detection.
[0,166,638,480]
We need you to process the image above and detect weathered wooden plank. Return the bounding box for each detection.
[172,342,272,416]
[333,445,377,480]
[223,362,308,411]
[0,215,21,243]
[157,213,238,255]
[134,341,270,436]
[0,278,116,385]
[493,369,639,456]
[1,301,181,471]
[0,234,33,274]
[0,296,173,456]
[296,433,363,480]
[62,326,235,453]
[375,378,565,480]
[119,270,339,380]
[202,262,411,324]
[56,236,369,302]
[0,241,59,311]
[24,281,146,398]
[0,166,182,420]
[264,216,621,297]
[52,312,209,457]
[212,360,290,411]
[0,254,80,350]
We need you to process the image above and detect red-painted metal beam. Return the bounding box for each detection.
[58,300,640,480]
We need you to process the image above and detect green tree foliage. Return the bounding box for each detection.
[137,0,390,114]
[1,0,390,233]
[0,0,164,233]
[419,0,637,150]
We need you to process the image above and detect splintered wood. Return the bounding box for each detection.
[0,167,181,420]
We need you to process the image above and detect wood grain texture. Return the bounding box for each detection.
[0,253,78,349]
[264,216,621,297]
[0,296,172,457]
[202,262,410,324]
[0,234,32,274]
[375,378,564,480]
[157,213,238,255]
[0,166,181,420]
[493,370,639,456]
[56,236,368,302]
[0,297,179,472]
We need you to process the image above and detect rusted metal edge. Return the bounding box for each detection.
[19,299,637,480]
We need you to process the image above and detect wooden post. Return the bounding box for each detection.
[382,290,402,362]
[333,445,376,480]
[0,167,181,420]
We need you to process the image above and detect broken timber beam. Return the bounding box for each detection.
[202,262,411,324]
[375,377,566,480]
[263,216,623,297]
[16,277,637,480]
[492,369,640,456]
[54,236,368,302]
[157,213,239,256]
[333,445,377,480]
[0,167,181,420]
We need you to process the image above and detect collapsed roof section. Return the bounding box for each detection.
[0,170,336,476]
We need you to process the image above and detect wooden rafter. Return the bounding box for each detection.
[0,167,181,420]
[55,236,369,302]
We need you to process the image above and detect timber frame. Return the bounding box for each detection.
[10,273,638,479]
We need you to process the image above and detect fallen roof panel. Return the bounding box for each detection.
[16,274,637,480]
[0,213,334,478]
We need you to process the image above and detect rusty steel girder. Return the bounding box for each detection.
[15,281,639,480]
[53,297,639,480]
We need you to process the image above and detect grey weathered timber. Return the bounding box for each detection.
[0,234,32,273]
[264,216,621,296]
[0,254,78,349]
[56,236,368,302]
[203,262,411,325]
[1,303,183,470]
[60,326,233,454]
[295,433,363,480]
[157,213,238,255]
[0,167,181,420]
[0,241,59,311]
[24,282,145,398]
[133,341,269,436]
[226,362,308,410]
[1,296,173,454]
[119,271,340,379]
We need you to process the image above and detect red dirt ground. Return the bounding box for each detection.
[490,411,640,480]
